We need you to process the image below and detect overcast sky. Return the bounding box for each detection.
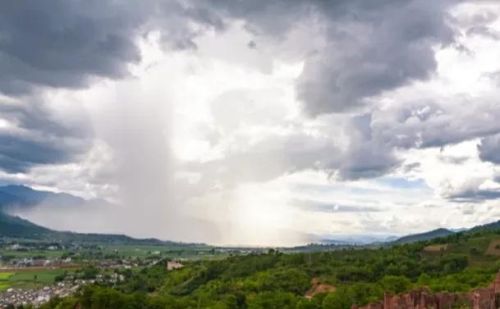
[1,0,500,246]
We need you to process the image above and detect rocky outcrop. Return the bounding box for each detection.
[305,278,336,299]
[352,273,500,309]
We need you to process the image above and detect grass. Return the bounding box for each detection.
[0,249,64,258]
[0,272,14,280]
[98,244,221,260]
[0,282,11,291]
[0,269,65,290]
[0,272,14,291]
[8,269,64,284]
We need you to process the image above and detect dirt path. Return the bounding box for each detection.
[486,239,500,256]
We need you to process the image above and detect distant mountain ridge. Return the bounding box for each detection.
[0,184,498,247]
[0,185,203,247]
[0,211,194,246]
[393,228,455,244]
[468,220,500,233]
[0,211,49,238]
[317,234,398,245]
[392,220,500,244]
[0,185,86,209]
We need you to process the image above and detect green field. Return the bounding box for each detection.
[0,272,13,291]
[0,269,65,290]
[0,243,221,262]
[0,249,64,258]
[0,272,13,280]
[8,269,64,283]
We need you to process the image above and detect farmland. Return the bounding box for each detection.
[0,269,66,291]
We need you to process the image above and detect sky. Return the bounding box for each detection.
[0,0,500,246]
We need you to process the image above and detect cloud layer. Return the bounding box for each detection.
[1,0,500,245]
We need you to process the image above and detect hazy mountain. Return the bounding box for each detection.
[0,210,204,246]
[393,228,455,244]
[392,220,500,245]
[318,234,397,245]
[0,185,203,247]
[0,211,51,238]
[0,185,86,209]
[0,184,497,248]
[468,220,500,233]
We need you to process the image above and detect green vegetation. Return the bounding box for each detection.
[9,269,65,284]
[0,269,66,291]
[0,272,13,280]
[0,272,13,291]
[40,228,500,309]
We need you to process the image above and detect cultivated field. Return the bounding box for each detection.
[423,244,448,252]
[0,269,65,291]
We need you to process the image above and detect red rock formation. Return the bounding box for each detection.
[491,272,500,294]
[352,273,500,309]
[305,278,336,299]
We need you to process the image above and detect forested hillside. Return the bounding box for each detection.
[40,228,500,308]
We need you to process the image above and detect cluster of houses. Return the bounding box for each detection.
[4,257,73,268]
[0,274,127,308]
[0,282,80,308]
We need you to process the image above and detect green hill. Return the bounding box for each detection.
[0,211,51,238]
[0,211,191,246]
[0,185,203,247]
[468,220,500,233]
[40,222,500,309]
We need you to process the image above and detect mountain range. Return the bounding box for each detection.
[0,185,196,246]
[0,185,96,210]
[0,185,498,247]
[392,228,456,244]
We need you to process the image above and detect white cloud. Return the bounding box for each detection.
[2,1,500,246]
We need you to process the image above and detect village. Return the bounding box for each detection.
[0,271,131,308]
[0,240,187,307]
[0,261,186,308]
[0,281,82,308]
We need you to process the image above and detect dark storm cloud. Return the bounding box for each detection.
[203,0,459,115]
[373,98,500,150]
[0,135,77,173]
[478,134,500,164]
[448,188,500,203]
[0,1,144,94]
[0,101,91,173]
[297,0,458,115]
[0,0,223,95]
[466,26,500,39]
[0,0,223,172]
[335,114,399,180]
[0,0,492,183]
[192,0,471,182]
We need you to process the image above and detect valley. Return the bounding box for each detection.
[0,186,499,308]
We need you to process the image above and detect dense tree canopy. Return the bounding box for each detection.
[40,230,500,309]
